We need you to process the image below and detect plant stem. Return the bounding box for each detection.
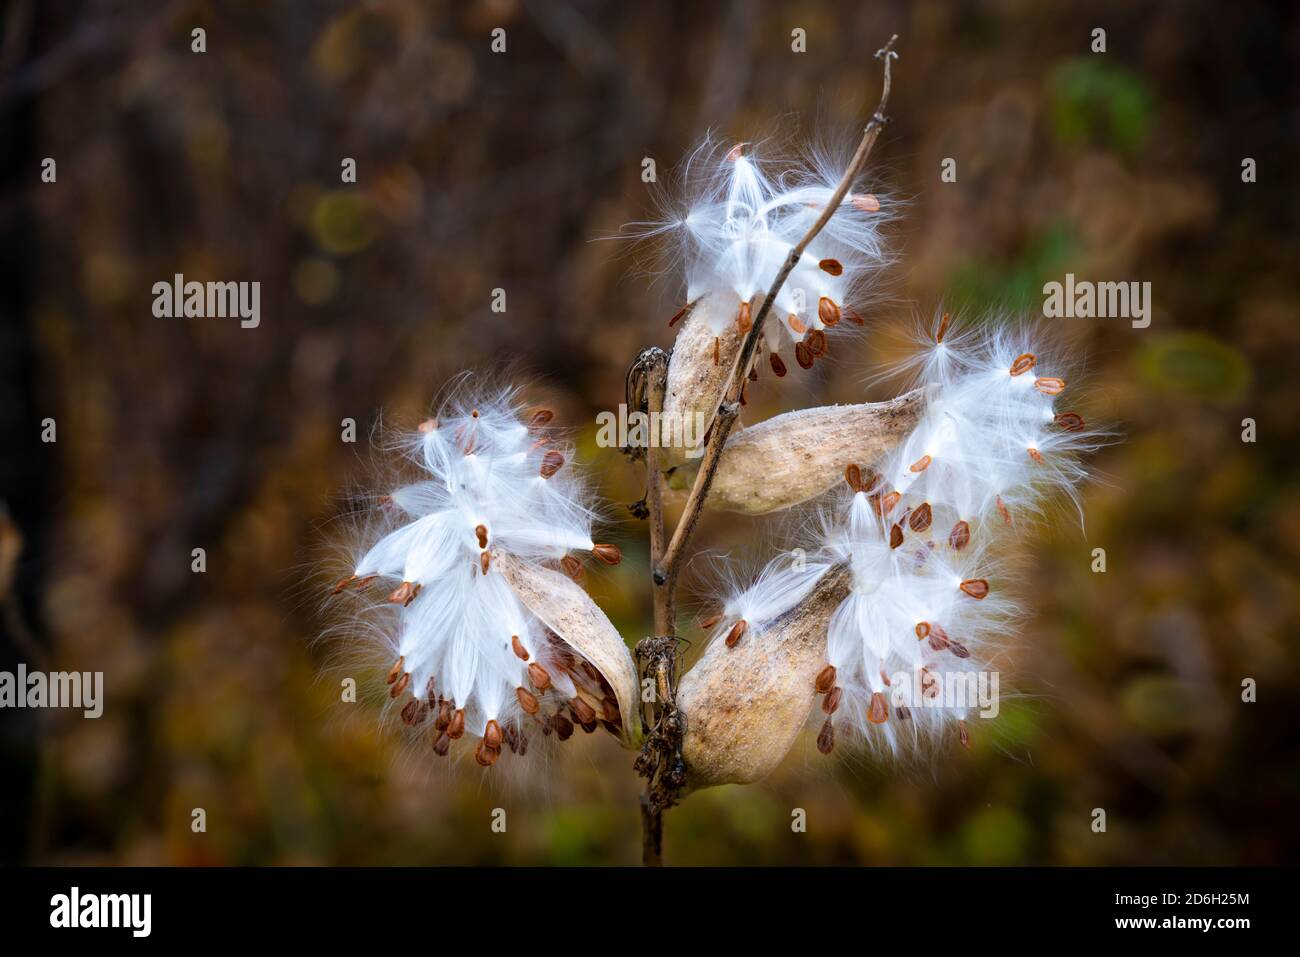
[636,34,901,865]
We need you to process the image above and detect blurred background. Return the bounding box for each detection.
[1,0,1297,865]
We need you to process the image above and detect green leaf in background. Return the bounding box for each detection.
[1049,59,1153,157]
[946,220,1079,315]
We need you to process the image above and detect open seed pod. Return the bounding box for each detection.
[662,294,745,463]
[677,563,852,790]
[667,389,926,514]
[496,552,640,748]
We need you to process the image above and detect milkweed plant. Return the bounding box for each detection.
[326,37,1107,864]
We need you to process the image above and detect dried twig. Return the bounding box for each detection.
[634,35,902,864]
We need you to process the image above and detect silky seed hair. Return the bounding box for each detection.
[330,380,625,765]
[704,315,1105,757]
[629,133,893,363]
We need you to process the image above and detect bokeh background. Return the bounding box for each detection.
[1,0,1297,865]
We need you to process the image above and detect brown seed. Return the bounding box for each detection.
[511,635,529,661]
[1027,447,1044,464]
[935,311,951,344]
[592,543,622,565]
[432,733,451,756]
[868,691,889,724]
[667,303,689,328]
[787,314,807,335]
[570,697,596,724]
[850,192,880,213]
[418,418,439,434]
[1009,353,1037,377]
[928,622,950,652]
[434,700,452,732]
[843,308,865,326]
[949,520,971,550]
[333,574,357,595]
[818,297,840,327]
[948,639,970,659]
[1034,376,1066,396]
[909,454,932,473]
[474,741,499,767]
[475,524,488,548]
[528,409,555,430]
[1054,411,1086,432]
[896,704,912,721]
[844,463,863,492]
[876,490,901,516]
[726,142,745,161]
[527,662,552,690]
[959,579,990,600]
[889,524,904,549]
[713,336,720,365]
[516,686,539,714]
[794,341,814,369]
[390,672,410,698]
[818,258,843,276]
[400,699,427,726]
[540,450,565,478]
[909,502,933,532]
[700,612,722,630]
[724,619,747,649]
[807,329,827,357]
[822,686,843,714]
[736,300,752,333]
[579,719,598,734]
[996,496,1013,526]
[958,720,971,750]
[814,664,837,695]
[739,379,749,406]
[769,352,787,377]
[483,719,503,749]
[386,656,405,685]
[552,713,574,741]
[600,698,620,722]
[915,622,931,641]
[816,719,835,754]
[480,552,491,575]
[447,709,466,739]
[748,364,759,382]
[560,555,584,581]
[388,581,421,606]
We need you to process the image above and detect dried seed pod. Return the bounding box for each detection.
[678,564,852,789]
[667,390,925,514]
[661,295,745,464]
[495,553,639,747]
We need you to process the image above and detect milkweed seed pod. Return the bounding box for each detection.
[678,317,1105,780]
[332,385,637,764]
[677,561,851,789]
[653,139,890,462]
[667,388,926,514]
